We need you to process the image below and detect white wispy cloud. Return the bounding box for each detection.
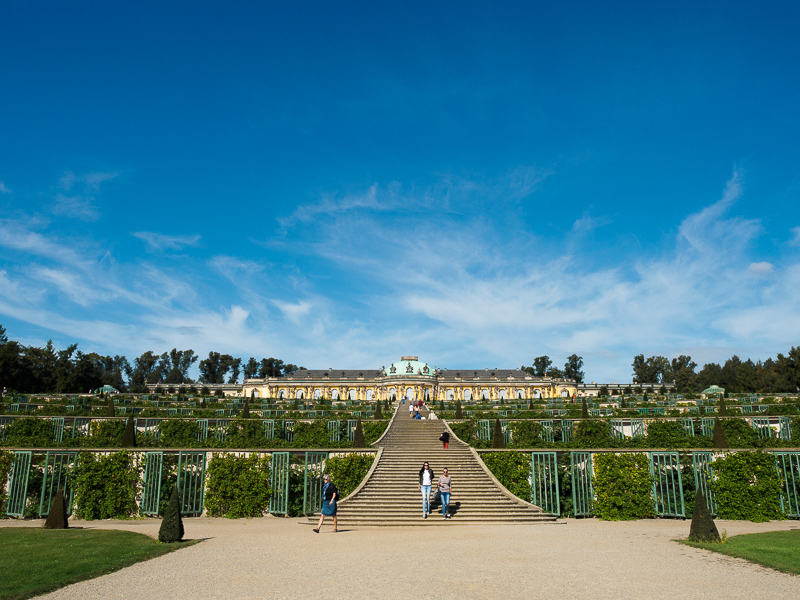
[51,171,119,220]
[52,194,99,221]
[571,212,611,234]
[790,226,800,246]
[132,231,202,252]
[0,182,11,194]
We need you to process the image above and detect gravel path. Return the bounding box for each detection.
[4,517,799,599]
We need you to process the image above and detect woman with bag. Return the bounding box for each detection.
[438,468,452,519]
[314,474,339,533]
[418,462,434,518]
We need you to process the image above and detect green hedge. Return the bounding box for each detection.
[0,450,13,515]
[72,451,139,520]
[711,451,785,522]
[481,452,531,502]
[204,453,271,518]
[325,453,375,499]
[593,453,654,520]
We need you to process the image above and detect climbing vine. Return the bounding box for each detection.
[204,453,271,518]
[593,453,653,520]
[711,451,785,522]
[72,451,140,520]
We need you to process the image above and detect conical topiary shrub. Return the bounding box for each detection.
[242,399,251,419]
[439,399,445,411]
[158,486,184,543]
[581,398,589,419]
[121,416,136,448]
[106,398,115,417]
[352,418,366,448]
[374,401,382,419]
[528,399,533,410]
[43,488,69,529]
[718,397,728,417]
[492,418,505,449]
[688,489,720,542]
[712,418,728,449]
[455,400,463,419]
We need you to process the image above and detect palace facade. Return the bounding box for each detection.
[241,356,579,402]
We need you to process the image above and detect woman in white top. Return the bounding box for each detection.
[418,462,434,518]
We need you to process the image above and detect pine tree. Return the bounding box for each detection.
[528,399,533,410]
[688,489,720,542]
[242,399,251,419]
[455,400,463,419]
[492,419,506,449]
[374,401,382,419]
[581,398,589,419]
[121,416,136,448]
[106,398,115,417]
[439,398,445,411]
[353,418,366,448]
[712,418,728,449]
[718,396,728,417]
[158,486,184,543]
[43,488,68,529]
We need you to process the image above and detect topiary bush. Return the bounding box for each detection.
[711,451,785,522]
[73,450,139,520]
[492,419,505,449]
[352,419,365,448]
[593,453,654,520]
[158,486,184,542]
[43,488,68,529]
[205,453,271,518]
[121,416,136,448]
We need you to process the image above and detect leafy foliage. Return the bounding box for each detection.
[574,419,612,448]
[4,417,53,447]
[646,421,691,448]
[507,420,545,448]
[205,453,271,518]
[711,451,785,522]
[593,453,654,520]
[0,450,15,515]
[482,451,531,501]
[325,453,375,499]
[159,420,200,447]
[73,451,139,520]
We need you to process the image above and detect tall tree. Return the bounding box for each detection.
[243,357,259,380]
[227,358,242,384]
[532,356,552,377]
[671,355,697,392]
[160,349,197,384]
[563,354,585,383]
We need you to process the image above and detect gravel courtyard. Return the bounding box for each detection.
[4,517,798,599]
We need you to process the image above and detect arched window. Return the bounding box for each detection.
[424,389,431,401]
[517,389,524,399]
[561,390,569,398]
[348,389,357,400]
[314,389,321,399]
[331,390,339,400]
[447,389,454,400]
[296,390,304,399]
[533,389,541,399]
[406,387,415,401]
[481,389,489,400]
[252,389,259,398]
[498,389,506,400]
[464,389,472,401]
[279,390,285,399]
[366,389,374,401]
[388,387,396,401]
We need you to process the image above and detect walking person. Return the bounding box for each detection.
[439,430,450,449]
[438,468,452,519]
[313,474,339,533]
[409,402,415,418]
[418,462,434,518]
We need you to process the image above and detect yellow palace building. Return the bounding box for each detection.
[242,356,578,403]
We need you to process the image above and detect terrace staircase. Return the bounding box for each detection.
[329,403,560,526]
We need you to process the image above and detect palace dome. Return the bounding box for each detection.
[386,356,435,377]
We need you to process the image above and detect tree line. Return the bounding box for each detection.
[0,324,301,394]
[521,354,585,383]
[631,349,800,393]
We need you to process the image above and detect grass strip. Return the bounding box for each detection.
[681,529,800,575]
[0,528,198,600]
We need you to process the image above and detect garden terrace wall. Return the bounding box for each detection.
[2,448,377,520]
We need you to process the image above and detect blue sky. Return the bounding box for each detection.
[1,1,799,382]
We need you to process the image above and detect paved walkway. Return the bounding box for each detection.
[4,517,798,599]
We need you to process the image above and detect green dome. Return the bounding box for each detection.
[386,356,435,377]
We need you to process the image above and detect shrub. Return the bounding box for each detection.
[73,451,139,520]
[711,451,784,522]
[3,418,53,447]
[43,488,68,529]
[492,419,505,449]
[205,453,271,518]
[646,421,690,449]
[720,418,761,448]
[593,453,653,520]
[226,420,265,447]
[352,419,365,448]
[158,486,184,542]
[121,416,136,448]
[712,418,728,449]
[507,420,545,448]
[581,398,589,419]
[482,451,531,501]
[325,453,375,499]
[0,450,13,514]
[455,401,463,419]
[83,420,125,448]
[574,420,612,448]
[688,489,719,542]
[159,420,200,447]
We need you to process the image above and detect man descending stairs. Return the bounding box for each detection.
[335,404,559,526]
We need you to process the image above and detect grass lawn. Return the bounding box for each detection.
[681,529,800,575]
[0,528,198,600]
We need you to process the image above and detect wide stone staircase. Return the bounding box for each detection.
[333,404,559,526]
